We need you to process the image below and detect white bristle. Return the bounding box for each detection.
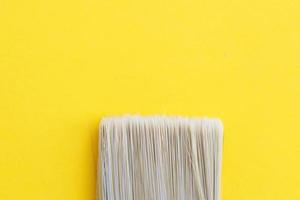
[98,116,223,200]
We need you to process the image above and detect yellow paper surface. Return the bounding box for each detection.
[0,0,300,199]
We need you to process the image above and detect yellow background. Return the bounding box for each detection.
[1,0,300,198]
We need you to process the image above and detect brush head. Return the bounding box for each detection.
[98,116,223,200]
